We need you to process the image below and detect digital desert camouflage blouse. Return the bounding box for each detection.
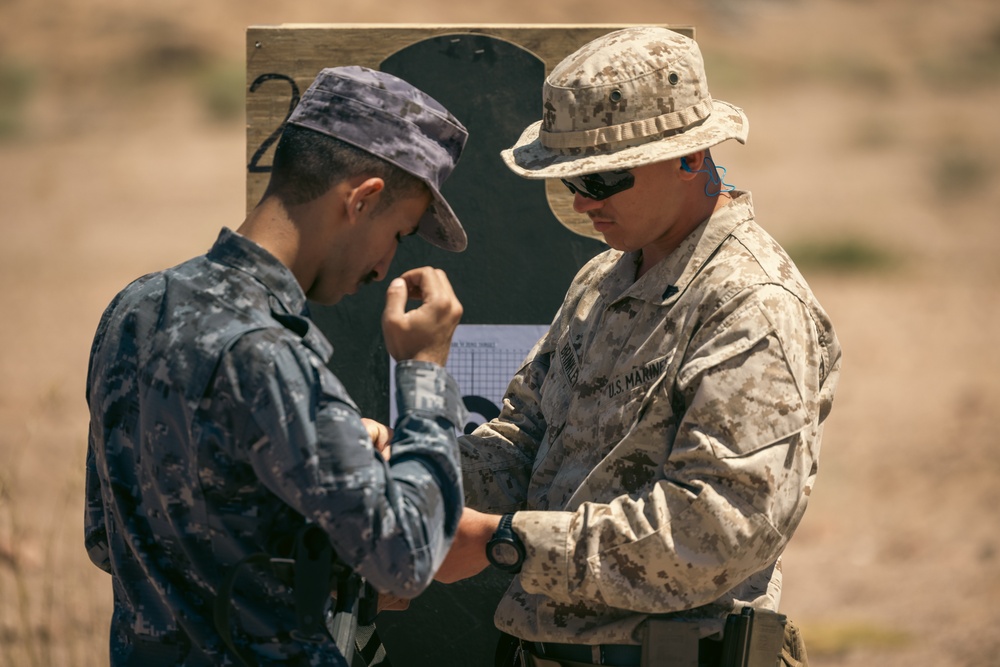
[461,192,841,644]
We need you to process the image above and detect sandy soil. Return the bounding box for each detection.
[1,0,999,665]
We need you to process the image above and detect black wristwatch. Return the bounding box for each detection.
[486,513,525,574]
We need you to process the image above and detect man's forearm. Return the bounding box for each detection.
[433,508,501,583]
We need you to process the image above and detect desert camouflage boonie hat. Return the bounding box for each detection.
[502,27,748,179]
[288,66,469,251]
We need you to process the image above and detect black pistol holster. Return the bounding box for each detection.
[641,608,786,667]
[214,523,378,667]
[719,607,786,667]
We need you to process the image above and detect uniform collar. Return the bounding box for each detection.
[206,227,333,360]
[208,228,307,314]
[600,191,754,305]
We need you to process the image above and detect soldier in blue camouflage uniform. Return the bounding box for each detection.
[435,28,842,667]
[85,66,470,666]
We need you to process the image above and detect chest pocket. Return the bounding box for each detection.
[531,337,577,476]
[534,331,572,411]
[597,352,674,434]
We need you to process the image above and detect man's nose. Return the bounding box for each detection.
[372,246,398,282]
[572,192,605,214]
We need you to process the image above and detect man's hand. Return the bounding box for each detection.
[434,508,501,584]
[361,418,393,458]
[382,267,463,366]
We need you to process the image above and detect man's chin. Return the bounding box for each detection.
[310,278,370,305]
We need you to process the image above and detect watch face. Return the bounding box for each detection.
[489,541,521,567]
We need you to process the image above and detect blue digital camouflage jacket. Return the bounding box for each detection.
[85,228,465,666]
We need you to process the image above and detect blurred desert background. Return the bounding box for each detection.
[2,0,999,665]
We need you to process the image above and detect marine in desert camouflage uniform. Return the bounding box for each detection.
[85,66,470,666]
[435,27,841,667]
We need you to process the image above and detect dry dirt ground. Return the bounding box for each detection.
[2,0,999,665]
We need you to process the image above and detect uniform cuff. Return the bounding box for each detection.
[512,510,574,599]
[394,359,468,428]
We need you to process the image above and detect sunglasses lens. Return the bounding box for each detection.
[561,170,634,200]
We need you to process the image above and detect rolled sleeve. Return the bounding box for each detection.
[394,359,467,426]
[512,510,574,600]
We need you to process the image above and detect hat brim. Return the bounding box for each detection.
[501,100,749,179]
[417,188,467,252]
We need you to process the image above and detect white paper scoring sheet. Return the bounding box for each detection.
[389,324,549,433]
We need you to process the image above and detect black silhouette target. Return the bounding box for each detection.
[306,33,605,667]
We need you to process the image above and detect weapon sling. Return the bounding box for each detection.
[214,523,366,666]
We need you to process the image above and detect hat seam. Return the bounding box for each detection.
[290,89,460,166]
[288,119,445,195]
[303,87,464,137]
[310,76,457,127]
[546,59,692,93]
[540,97,714,150]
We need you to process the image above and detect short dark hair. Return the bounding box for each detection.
[265,123,427,210]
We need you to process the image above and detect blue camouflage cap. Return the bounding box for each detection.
[288,66,469,252]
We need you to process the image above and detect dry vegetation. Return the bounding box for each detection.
[1,0,999,665]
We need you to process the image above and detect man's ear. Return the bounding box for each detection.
[346,177,386,220]
[678,150,707,180]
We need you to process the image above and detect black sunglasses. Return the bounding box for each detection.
[560,170,635,201]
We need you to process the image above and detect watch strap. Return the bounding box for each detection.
[496,512,515,536]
